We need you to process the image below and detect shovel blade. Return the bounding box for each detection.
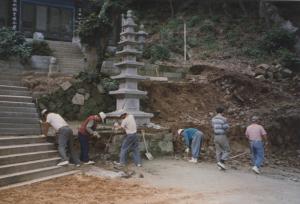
[145,152,154,160]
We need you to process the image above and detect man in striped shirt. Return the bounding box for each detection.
[211,106,230,170]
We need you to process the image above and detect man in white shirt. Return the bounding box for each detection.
[114,112,141,167]
[41,109,79,166]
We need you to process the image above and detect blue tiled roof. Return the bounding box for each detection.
[21,0,75,9]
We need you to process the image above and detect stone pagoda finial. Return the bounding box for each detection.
[137,24,148,50]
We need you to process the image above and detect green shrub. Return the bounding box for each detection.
[200,35,218,50]
[144,44,170,62]
[166,18,181,31]
[226,30,240,46]
[276,48,297,69]
[0,27,32,62]
[101,77,118,92]
[260,28,296,53]
[31,40,53,56]
[188,36,199,48]
[242,47,264,58]
[187,16,202,27]
[200,19,216,33]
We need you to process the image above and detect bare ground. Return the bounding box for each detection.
[0,158,299,204]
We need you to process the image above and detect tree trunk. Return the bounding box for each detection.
[169,0,174,18]
[239,0,248,17]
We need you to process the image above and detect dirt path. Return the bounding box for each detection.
[0,159,299,204]
[140,158,300,204]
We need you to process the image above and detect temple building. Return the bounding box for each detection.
[0,0,81,41]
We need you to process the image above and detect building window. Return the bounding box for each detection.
[20,2,74,41]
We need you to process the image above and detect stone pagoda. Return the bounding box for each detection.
[107,10,153,126]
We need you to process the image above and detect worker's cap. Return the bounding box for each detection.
[177,129,184,135]
[41,109,49,116]
[99,112,106,121]
[119,109,128,117]
[251,116,259,122]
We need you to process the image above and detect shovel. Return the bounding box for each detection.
[141,130,154,160]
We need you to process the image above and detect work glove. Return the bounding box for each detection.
[93,132,101,139]
[185,148,190,153]
[113,122,120,130]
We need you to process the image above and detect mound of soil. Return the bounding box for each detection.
[0,175,200,204]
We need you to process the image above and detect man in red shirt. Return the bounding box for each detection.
[78,112,106,164]
[245,116,268,174]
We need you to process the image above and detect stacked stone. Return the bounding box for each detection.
[107,10,153,125]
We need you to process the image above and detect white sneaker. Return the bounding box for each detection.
[137,164,142,167]
[252,166,260,174]
[57,161,69,166]
[113,161,125,167]
[217,162,227,170]
[84,160,95,165]
[188,158,198,163]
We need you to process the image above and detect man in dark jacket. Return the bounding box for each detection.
[78,112,106,164]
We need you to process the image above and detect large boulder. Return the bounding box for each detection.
[72,93,85,105]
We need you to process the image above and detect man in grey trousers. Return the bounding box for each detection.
[211,106,230,170]
[41,109,80,166]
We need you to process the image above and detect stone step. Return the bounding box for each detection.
[0,128,41,136]
[0,135,46,146]
[0,85,28,91]
[0,106,37,113]
[55,54,84,58]
[0,75,21,81]
[52,49,83,53]
[50,45,81,50]
[0,111,38,118]
[0,123,40,129]
[61,70,83,75]
[0,157,60,175]
[51,48,82,53]
[0,80,21,86]
[0,95,32,103]
[58,61,85,66]
[0,143,54,156]
[0,165,70,187]
[59,63,84,68]
[0,117,39,124]
[0,150,58,165]
[0,170,79,190]
[0,101,35,108]
[0,89,31,97]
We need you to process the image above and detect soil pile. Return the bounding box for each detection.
[140,65,300,166]
[0,175,201,204]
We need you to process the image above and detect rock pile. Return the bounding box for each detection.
[252,63,298,82]
[23,72,118,120]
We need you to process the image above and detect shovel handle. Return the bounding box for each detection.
[141,130,149,153]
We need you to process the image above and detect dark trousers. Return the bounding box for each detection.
[78,132,90,162]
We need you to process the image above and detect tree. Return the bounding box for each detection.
[79,0,128,72]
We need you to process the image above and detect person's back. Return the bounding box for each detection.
[78,115,99,135]
[211,114,229,136]
[46,113,68,131]
[246,124,266,141]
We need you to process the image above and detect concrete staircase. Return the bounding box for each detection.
[0,69,78,188]
[47,40,85,75]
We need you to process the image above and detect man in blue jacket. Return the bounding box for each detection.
[178,128,204,163]
[211,106,230,170]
